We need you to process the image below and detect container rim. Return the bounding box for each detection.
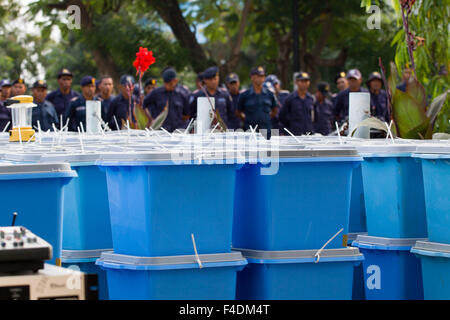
[353,235,428,251]
[232,247,364,264]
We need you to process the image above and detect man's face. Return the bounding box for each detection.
[99,78,113,97]
[144,84,156,96]
[81,84,96,100]
[1,86,11,100]
[347,78,362,91]
[402,68,412,83]
[204,75,219,91]
[315,90,324,101]
[11,83,26,96]
[336,78,348,92]
[296,79,310,92]
[120,83,135,98]
[164,79,178,92]
[251,75,265,87]
[227,81,240,95]
[369,79,382,92]
[32,88,47,103]
[58,76,73,91]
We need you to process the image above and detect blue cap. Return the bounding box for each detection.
[265,75,280,86]
[250,66,265,76]
[226,73,239,84]
[80,76,96,87]
[57,68,73,78]
[347,69,362,80]
[12,79,26,86]
[162,68,177,83]
[144,77,156,87]
[120,75,135,86]
[1,80,12,88]
[203,67,219,79]
[295,72,310,80]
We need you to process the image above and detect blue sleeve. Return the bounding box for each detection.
[279,95,290,127]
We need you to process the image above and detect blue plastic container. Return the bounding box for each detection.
[352,235,425,300]
[61,249,112,300]
[235,247,364,300]
[62,163,112,250]
[358,145,427,238]
[411,241,450,300]
[96,251,247,300]
[0,163,76,264]
[413,150,450,244]
[98,153,237,256]
[2,152,113,251]
[349,165,367,233]
[348,233,368,300]
[233,149,362,251]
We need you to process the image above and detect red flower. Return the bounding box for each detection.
[133,47,156,74]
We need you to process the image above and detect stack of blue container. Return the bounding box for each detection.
[411,145,450,300]
[352,144,427,300]
[95,151,247,300]
[232,148,365,300]
[0,162,77,265]
[4,152,113,300]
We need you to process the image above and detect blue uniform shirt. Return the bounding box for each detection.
[370,89,390,123]
[314,98,335,136]
[96,95,115,122]
[190,88,233,128]
[397,82,407,92]
[272,90,290,129]
[227,92,242,130]
[144,86,190,133]
[237,86,277,131]
[0,101,11,132]
[279,91,315,136]
[46,88,80,117]
[333,87,369,124]
[32,100,59,132]
[107,94,136,131]
[65,96,101,132]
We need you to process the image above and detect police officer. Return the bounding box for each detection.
[143,68,190,132]
[236,66,278,139]
[367,72,390,123]
[279,72,315,136]
[107,75,137,130]
[95,76,115,122]
[265,74,289,130]
[190,67,234,129]
[11,78,27,96]
[314,82,335,136]
[65,76,99,132]
[31,80,59,132]
[0,81,11,131]
[333,69,369,125]
[46,68,80,118]
[397,64,413,92]
[0,80,12,102]
[225,73,243,130]
[331,72,349,105]
[144,78,157,96]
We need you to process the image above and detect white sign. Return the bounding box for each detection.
[86,100,102,134]
[349,92,371,139]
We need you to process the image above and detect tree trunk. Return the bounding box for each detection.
[147,0,213,73]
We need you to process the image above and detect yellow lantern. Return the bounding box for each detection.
[5,95,36,142]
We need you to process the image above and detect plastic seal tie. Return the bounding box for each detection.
[314,228,344,264]
[191,233,203,269]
